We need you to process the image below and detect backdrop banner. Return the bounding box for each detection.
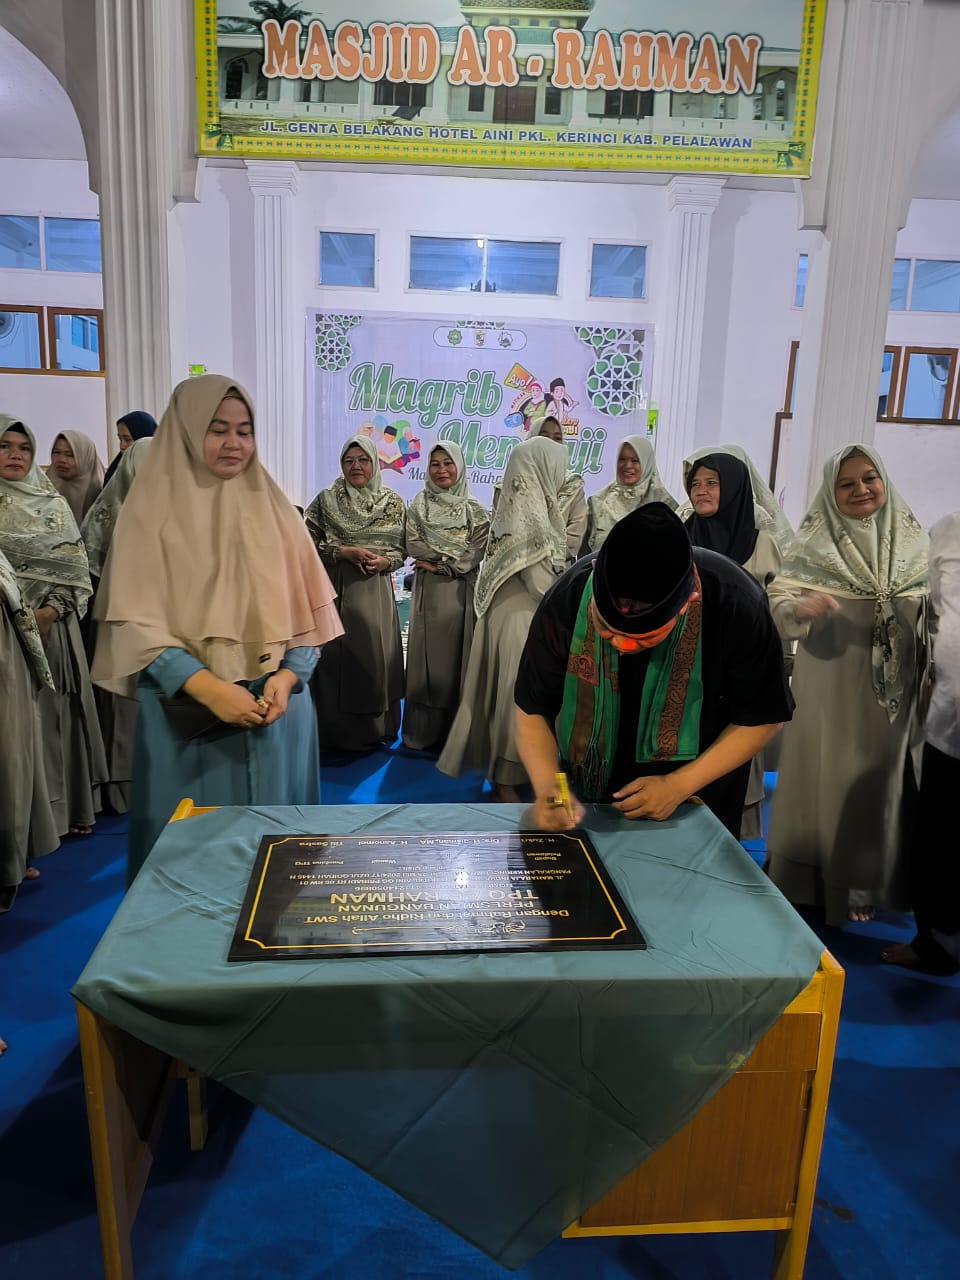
[199,2,826,176]
[305,311,653,507]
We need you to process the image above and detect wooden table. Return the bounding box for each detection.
[75,800,843,1279]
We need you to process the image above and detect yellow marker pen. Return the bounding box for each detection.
[555,771,574,822]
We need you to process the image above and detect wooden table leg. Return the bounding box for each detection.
[770,954,845,1280]
[75,1001,177,1280]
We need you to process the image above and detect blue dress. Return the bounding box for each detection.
[127,646,320,884]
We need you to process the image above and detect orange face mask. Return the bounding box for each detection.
[590,595,697,654]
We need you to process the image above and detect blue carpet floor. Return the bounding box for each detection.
[1,744,958,1280]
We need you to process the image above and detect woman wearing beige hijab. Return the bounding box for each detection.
[586,435,677,552]
[766,445,928,926]
[92,375,343,884]
[438,435,567,800]
[48,430,105,524]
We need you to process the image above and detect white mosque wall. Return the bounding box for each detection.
[4,151,960,521]
[0,157,106,462]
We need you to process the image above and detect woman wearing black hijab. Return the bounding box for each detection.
[684,451,783,840]
[102,410,157,486]
[684,452,781,587]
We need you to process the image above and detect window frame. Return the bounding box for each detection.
[317,229,378,291]
[46,307,106,374]
[0,303,47,372]
[587,240,649,301]
[406,233,562,298]
[0,303,105,376]
[894,346,957,423]
[0,214,43,271]
[905,257,960,314]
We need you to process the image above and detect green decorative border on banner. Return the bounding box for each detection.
[196,1,826,175]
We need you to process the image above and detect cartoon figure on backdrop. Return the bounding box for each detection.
[515,383,546,436]
[543,377,578,422]
[357,417,420,473]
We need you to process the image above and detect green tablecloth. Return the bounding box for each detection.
[73,802,823,1269]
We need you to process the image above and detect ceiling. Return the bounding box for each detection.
[0,24,86,161]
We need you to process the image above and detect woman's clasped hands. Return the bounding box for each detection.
[339,545,389,575]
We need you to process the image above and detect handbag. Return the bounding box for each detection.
[158,691,234,741]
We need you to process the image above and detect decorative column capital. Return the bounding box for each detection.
[666,176,726,213]
[246,160,300,197]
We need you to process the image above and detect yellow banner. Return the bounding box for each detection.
[197,2,826,175]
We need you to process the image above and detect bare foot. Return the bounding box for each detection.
[23,866,40,881]
[847,905,876,922]
[0,1035,7,1054]
[880,942,918,965]
[68,825,93,837]
[494,783,522,803]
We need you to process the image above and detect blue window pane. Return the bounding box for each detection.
[44,218,101,272]
[889,258,910,310]
[0,215,41,269]
[486,239,559,295]
[590,244,647,299]
[909,260,960,312]
[901,351,951,419]
[794,253,808,307]
[410,236,483,291]
[53,313,101,370]
[0,310,43,368]
[319,232,376,287]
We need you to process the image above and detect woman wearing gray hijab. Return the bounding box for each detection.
[402,442,489,751]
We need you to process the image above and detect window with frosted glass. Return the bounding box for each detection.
[409,237,559,295]
[485,239,559,295]
[900,350,954,419]
[909,260,960,313]
[0,216,41,269]
[889,258,910,310]
[319,232,376,288]
[794,253,808,307]
[590,244,647,299]
[44,218,101,273]
[409,237,483,291]
[0,309,43,368]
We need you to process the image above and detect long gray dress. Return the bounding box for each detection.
[767,588,922,925]
[437,559,556,786]
[311,559,404,751]
[20,580,107,835]
[0,596,59,910]
[402,521,487,751]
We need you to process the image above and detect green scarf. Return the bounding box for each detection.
[556,571,704,801]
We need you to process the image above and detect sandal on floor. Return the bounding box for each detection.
[68,825,93,837]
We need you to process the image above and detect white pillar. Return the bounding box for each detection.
[653,176,725,491]
[246,160,304,502]
[94,0,195,425]
[788,0,924,525]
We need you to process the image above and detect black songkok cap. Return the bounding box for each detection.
[592,502,695,635]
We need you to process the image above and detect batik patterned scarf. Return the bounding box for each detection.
[556,570,703,800]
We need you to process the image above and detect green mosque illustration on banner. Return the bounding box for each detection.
[198,0,825,173]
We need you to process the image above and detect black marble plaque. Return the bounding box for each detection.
[228,830,645,960]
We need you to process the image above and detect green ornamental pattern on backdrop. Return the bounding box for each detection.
[576,325,646,417]
[314,314,361,371]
